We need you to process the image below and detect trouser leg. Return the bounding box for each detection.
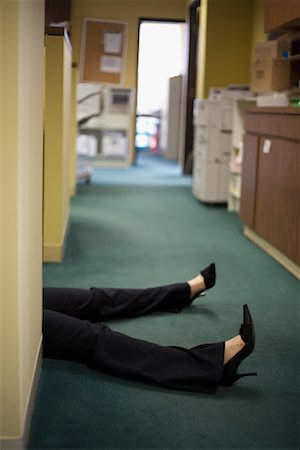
[43,283,191,321]
[43,309,224,394]
[42,309,100,362]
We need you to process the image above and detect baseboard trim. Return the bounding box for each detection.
[244,227,300,280]
[43,213,70,262]
[43,242,63,262]
[1,339,43,450]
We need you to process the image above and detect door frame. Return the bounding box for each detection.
[182,0,200,174]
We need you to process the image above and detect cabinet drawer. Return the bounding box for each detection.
[245,112,300,141]
[265,0,300,33]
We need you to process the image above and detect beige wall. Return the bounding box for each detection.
[0,0,44,442]
[70,65,79,196]
[197,0,208,99]
[43,33,72,262]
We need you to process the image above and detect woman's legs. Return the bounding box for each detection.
[43,282,194,322]
[43,309,100,361]
[42,263,215,321]
[43,309,224,394]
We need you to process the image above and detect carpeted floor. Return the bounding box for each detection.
[28,153,299,449]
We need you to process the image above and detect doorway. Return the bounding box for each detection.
[135,19,186,168]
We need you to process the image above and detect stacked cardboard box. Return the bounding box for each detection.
[250,40,290,92]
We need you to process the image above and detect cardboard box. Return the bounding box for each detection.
[250,58,290,92]
[254,40,290,60]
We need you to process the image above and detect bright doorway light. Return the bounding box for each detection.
[137,21,186,115]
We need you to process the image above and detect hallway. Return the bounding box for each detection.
[29,155,299,449]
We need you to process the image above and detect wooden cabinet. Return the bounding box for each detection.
[265,0,300,33]
[239,134,258,229]
[264,1,300,91]
[240,107,300,276]
[255,137,299,262]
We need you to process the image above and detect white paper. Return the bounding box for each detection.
[100,56,122,73]
[263,139,271,154]
[103,31,122,54]
[102,132,128,156]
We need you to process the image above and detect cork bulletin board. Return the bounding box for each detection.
[80,18,128,84]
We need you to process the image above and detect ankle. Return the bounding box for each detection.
[187,274,205,299]
[223,335,245,365]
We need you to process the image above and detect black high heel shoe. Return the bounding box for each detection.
[220,304,257,387]
[200,262,216,291]
[188,263,216,303]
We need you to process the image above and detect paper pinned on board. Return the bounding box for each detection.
[103,31,122,54]
[100,55,122,73]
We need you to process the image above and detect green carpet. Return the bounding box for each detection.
[28,154,300,449]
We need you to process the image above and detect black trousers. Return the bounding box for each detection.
[43,283,224,394]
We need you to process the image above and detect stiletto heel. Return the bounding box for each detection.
[200,262,216,291]
[220,304,257,387]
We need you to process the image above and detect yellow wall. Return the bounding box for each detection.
[71,0,187,165]
[197,0,255,98]
[72,0,264,119]
[197,0,208,99]
[70,65,79,196]
[252,0,267,50]
[71,0,187,86]
[0,0,44,441]
[43,33,72,262]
